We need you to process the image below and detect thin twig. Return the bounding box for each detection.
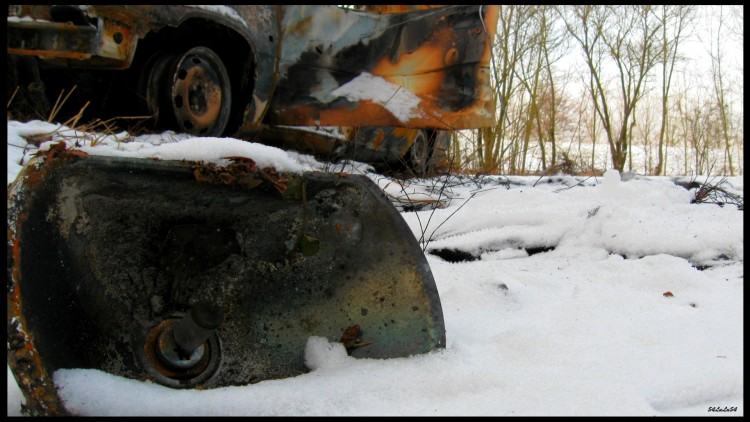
[48,85,77,123]
[422,192,478,251]
[7,86,19,109]
[553,176,594,193]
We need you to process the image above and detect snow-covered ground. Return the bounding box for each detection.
[7,121,743,416]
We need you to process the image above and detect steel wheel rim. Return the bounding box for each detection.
[170,47,231,136]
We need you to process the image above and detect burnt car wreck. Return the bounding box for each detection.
[8,5,498,175]
[7,5,498,415]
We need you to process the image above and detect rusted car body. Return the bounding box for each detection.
[7,5,498,415]
[7,5,498,174]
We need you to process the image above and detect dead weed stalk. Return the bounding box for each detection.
[10,85,153,149]
[692,175,743,210]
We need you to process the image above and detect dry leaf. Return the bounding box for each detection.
[340,324,372,349]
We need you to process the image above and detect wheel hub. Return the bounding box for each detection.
[173,63,223,132]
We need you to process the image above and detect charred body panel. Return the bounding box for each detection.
[257,125,452,176]
[268,5,498,129]
[8,153,445,414]
[254,126,422,162]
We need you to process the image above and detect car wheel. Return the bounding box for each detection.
[141,47,232,137]
[169,47,232,136]
[409,130,432,177]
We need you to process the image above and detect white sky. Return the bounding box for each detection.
[7,120,743,416]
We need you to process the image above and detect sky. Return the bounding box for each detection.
[6,120,743,416]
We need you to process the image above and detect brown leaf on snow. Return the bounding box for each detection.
[662,291,674,297]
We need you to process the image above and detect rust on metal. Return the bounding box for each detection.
[8,155,72,416]
[7,154,445,413]
[8,5,498,131]
[7,15,137,68]
[142,319,213,382]
[7,47,92,60]
[6,321,67,416]
[7,5,497,175]
[267,5,499,129]
[192,157,287,192]
[34,141,89,161]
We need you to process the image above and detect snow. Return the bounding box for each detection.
[6,16,47,23]
[188,6,249,29]
[331,73,425,123]
[6,120,315,181]
[6,120,743,416]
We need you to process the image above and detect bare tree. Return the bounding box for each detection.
[654,5,694,175]
[725,5,743,47]
[477,5,537,174]
[707,6,737,176]
[534,5,570,172]
[458,5,741,177]
[560,5,662,172]
[633,95,660,174]
[512,6,545,174]
[676,95,707,174]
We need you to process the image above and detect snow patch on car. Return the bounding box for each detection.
[331,73,425,123]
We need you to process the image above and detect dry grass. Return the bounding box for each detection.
[8,84,153,148]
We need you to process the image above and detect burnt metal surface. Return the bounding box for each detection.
[268,5,498,129]
[7,5,496,172]
[8,5,498,133]
[257,125,417,163]
[7,153,445,415]
[7,5,278,134]
[252,125,451,176]
[7,9,137,68]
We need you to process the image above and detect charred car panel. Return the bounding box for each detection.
[268,5,497,129]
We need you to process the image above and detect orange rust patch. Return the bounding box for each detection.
[319,100,404,127]
[7,48,92,60]
[334,222,353,234]
[480,6,499,65]
[372,130,385,150]
[274,98,494,129]
[372,44,446,96]
[142,319,212,381]
[193,157,288,192]
[34,141,89,162]
[287,15,313,37]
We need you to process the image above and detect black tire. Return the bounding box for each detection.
[139,51,177,127]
